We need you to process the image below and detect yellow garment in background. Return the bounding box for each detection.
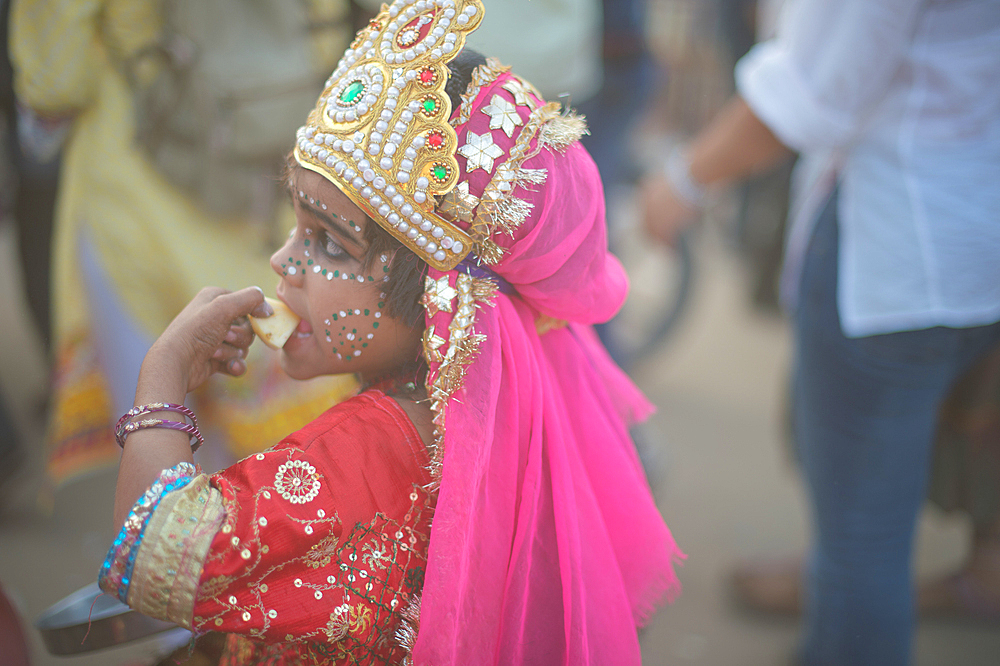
[11,0,358,483]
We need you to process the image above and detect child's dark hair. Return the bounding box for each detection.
[359,47,488,328]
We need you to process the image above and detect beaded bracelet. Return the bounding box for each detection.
[115,403,202,451]
[118,418,205,452]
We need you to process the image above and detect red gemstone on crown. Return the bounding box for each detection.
[427,132,444,149]
[419,69,435,85]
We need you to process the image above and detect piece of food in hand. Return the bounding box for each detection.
[249,297,301,350]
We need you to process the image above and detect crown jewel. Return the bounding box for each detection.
[295,0,485,270]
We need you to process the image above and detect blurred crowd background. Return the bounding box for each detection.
[0,1,998,664]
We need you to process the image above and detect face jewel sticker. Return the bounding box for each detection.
[481,94,523,138]
[458,130,505,174]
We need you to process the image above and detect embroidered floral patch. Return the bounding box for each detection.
[274,460,321,504]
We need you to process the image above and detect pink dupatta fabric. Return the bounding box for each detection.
[412,70,683,665]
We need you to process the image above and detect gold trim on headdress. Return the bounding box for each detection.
[294,0,484,271]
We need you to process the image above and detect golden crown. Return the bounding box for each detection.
[294,0,484,270]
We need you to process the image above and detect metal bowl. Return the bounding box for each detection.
[35,582,177,655]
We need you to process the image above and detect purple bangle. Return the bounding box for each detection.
[118,418,205,452]
[115,403,198,448]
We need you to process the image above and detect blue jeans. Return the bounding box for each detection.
[793,192,1000,665]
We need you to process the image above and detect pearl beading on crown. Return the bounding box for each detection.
[294,0,484,271]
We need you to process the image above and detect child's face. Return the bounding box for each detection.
[270,167,423,382]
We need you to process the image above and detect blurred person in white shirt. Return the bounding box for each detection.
[642,1,1000,663]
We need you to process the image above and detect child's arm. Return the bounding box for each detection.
[112,286,271,527]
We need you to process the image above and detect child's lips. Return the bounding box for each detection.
[294,318,313,337]
[281,317,312,351]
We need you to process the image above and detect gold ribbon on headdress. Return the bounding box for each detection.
[294,0,484,271]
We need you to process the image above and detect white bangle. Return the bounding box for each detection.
[664,146,707,208]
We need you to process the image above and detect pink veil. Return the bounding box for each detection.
[411,70,683,665]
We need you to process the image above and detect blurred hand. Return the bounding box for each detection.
[640,172,700,247]
[146,286,272,395]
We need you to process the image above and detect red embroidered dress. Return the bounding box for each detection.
[99,391,434,664]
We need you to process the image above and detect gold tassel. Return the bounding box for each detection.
[473,238,505,265]
[472,277,499,306]
[538,111,589,153]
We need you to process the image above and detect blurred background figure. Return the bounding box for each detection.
[642,1,1000,664]
[8,0,362,495]
[0,0,52,508]
[921,346,1000,621]
[730,343,1000,624]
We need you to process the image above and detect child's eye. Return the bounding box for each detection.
[320,231,347,260]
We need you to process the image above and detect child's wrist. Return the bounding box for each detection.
[136,343,190,405]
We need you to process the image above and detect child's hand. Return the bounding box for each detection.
[145,286,273,396]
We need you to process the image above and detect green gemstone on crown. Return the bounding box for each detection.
[432,165,448,181]
[340,81,365,105]
[422,98,437,113]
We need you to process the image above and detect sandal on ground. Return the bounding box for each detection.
[918,572,1000,623]
[730,557,803,616]
[730,557,1000,624]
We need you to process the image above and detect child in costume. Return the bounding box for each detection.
[100,1,682,663]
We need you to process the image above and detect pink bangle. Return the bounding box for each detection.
[115,403,201,450]
[117,418,205,452]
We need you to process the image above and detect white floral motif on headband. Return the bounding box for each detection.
[481,94,523,138]
[458,130,504,173]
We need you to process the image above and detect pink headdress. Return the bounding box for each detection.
[294,2,682,662]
